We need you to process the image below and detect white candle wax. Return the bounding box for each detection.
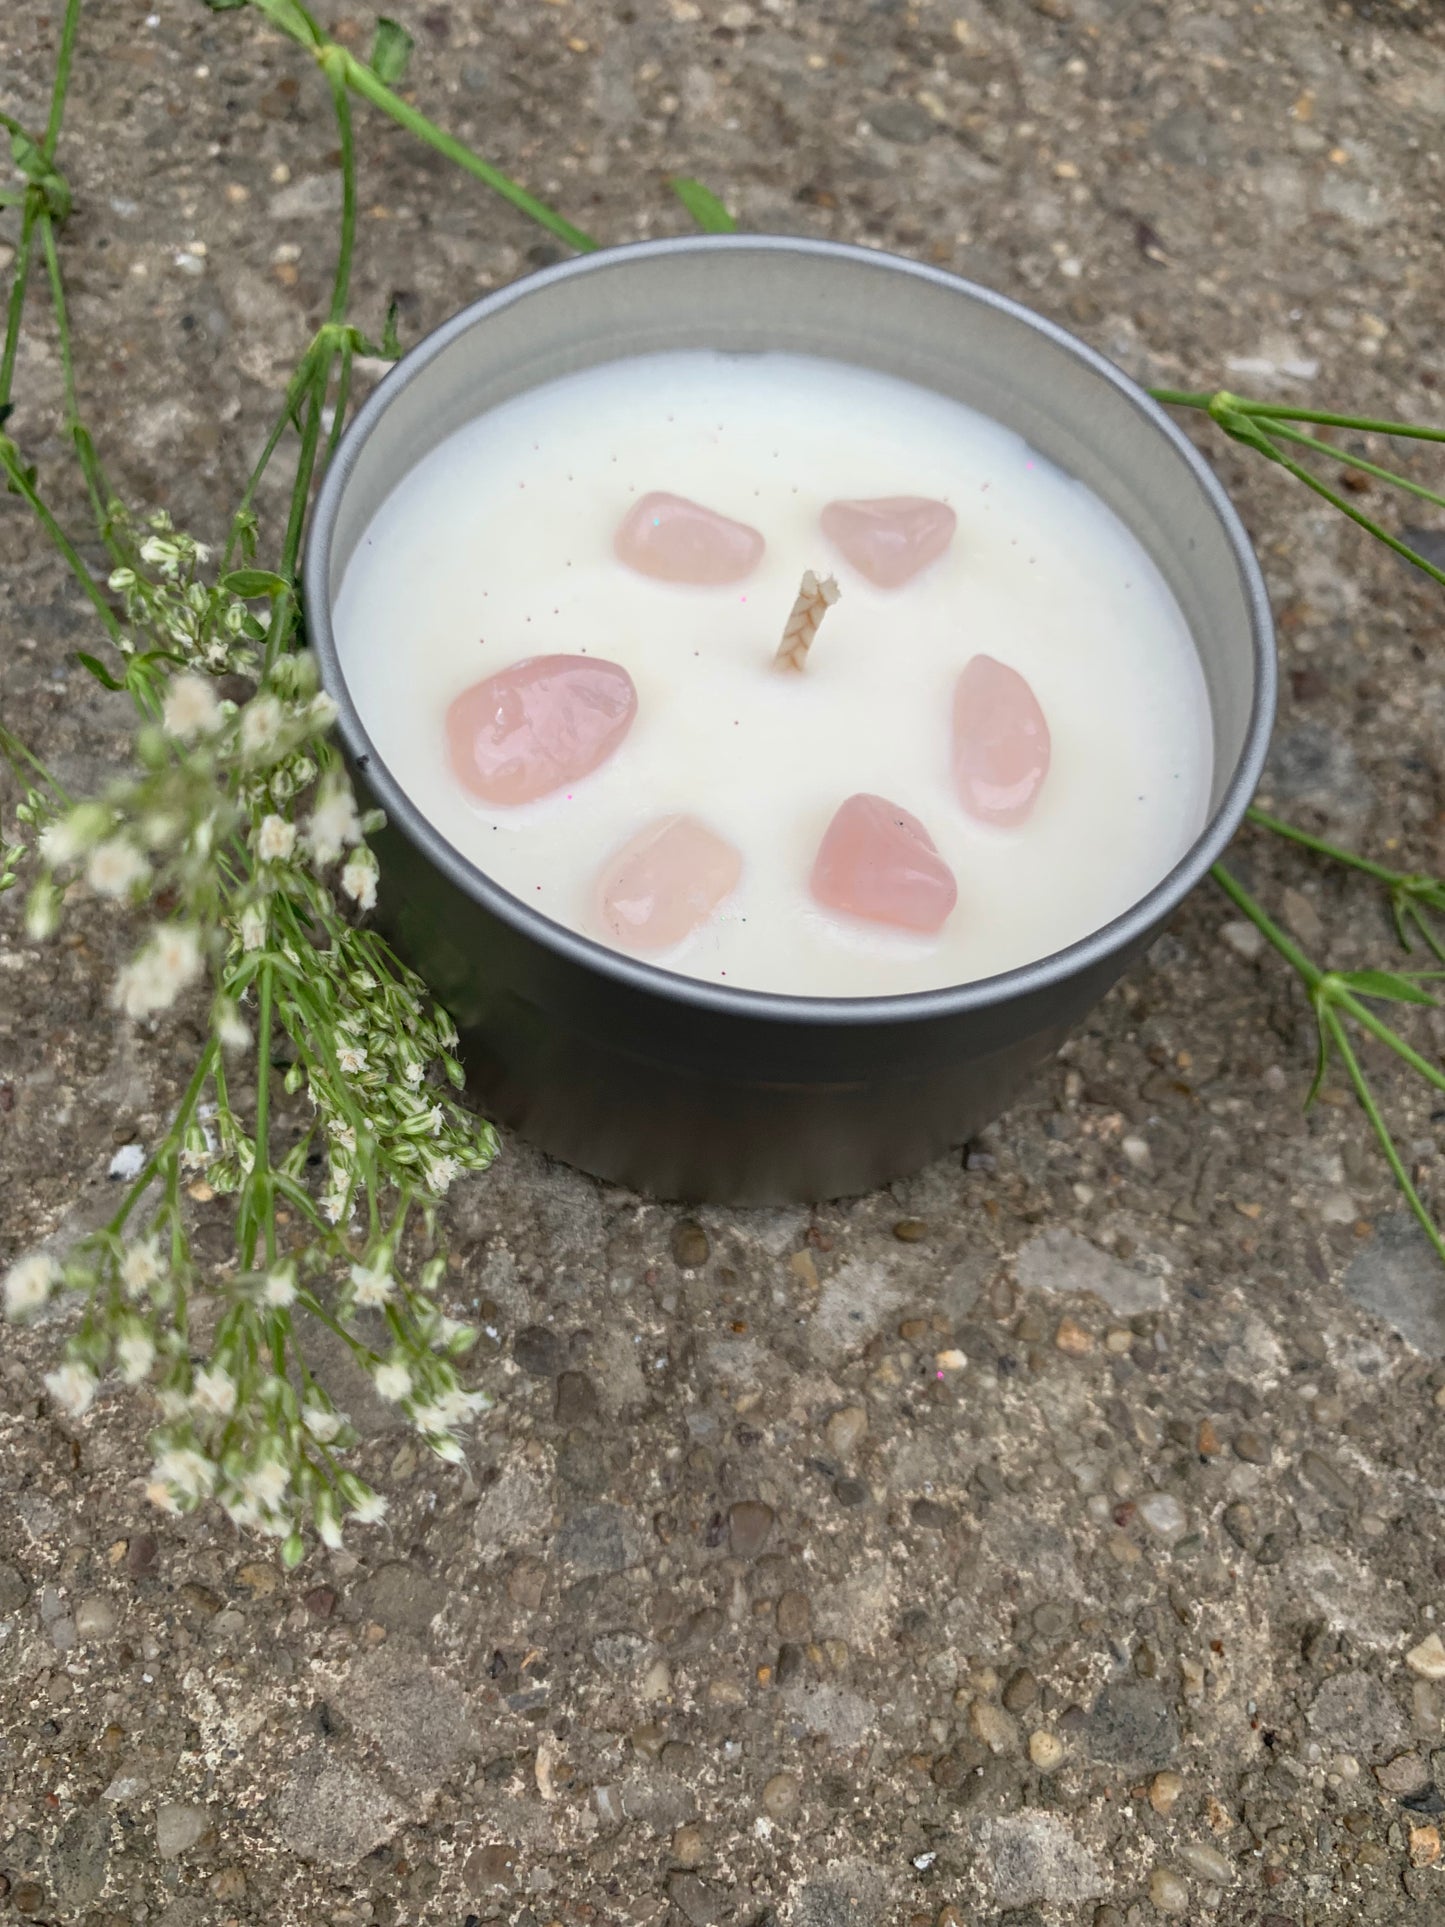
[335,350,1213,998]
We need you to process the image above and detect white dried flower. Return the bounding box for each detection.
[306,777,361,865]
[162,673,221,741]
[86,837,150,899]
[116,1326,157,1384]
[240,694,285,761]
[3,1251,61,1319]
[341,850,378,912]
[425,1433,467,1464]
[120,1237,164,1298]
[336,1045,368,1077]
[214,999,251,1052]
[44,1362,98,1417]
[240,1457,288,1512]
[24,878,61,940]
[349,1256,394,1310]
[37,801,108,867]
[373,1359,412,1402]
[239,901,267,952]
[261,1266,297,1308]
[114,924,204,1020]
[349,1488,388,1526]
[316,1502,344,1550]
[303,1400,344,1444]
[432,1383,489,1426]
[254,814,296,864]
[144,1480,181,1514]
[192,1365,237,1418]
[154,1445,216,1499]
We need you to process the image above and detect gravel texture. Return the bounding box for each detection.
[5,1,1445,1923]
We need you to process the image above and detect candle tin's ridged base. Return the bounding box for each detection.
[307,238,1275,1204]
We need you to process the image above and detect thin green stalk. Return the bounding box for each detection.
[1326,1011,1445,1263]
[1246,805,1406,886]
[1211,860,1322,988]
[251,964,277,1268]
[326,46,597,255]
[106,1041,217,1238]
[324,63,355,327]
[0,201,40,411]
[0,721,67,800]
[0,441,125,647]
[1336,993,1445,1099]
[1152,388,1445,445]
[38,213,118,549]
[1260,419,1445,517]
[267,369,329,669]
[223,351,318,569]
[1259,439,1445,590]
[42,0,82,158]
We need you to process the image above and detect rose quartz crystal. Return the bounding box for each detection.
[951,653,1051,827]
[820,496,957,588]
[614,491,765,585]
[596,815,743,953]
[446,654,637,805]
[810,793,957,934]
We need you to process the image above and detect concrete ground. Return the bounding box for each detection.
[5,0,1445,1922]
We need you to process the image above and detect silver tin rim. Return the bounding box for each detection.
[304,234,1276,1030]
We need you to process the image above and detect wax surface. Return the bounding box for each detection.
[335,351,1213,997]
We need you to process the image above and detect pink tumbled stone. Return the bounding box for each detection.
[820,496,957,588]
[614,491,765,585]
[596,815,743,953]
[446,653,637,805]
[810,793,957,935]
[952,653,1051,827]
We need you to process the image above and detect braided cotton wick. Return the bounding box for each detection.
[774,569,841,672]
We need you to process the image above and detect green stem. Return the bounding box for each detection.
[1211,860,1322,989]
[328,46,597,255]
[267,368,329,669]
[1336,991,1445,1098]
[1326,1010,1445,1264]
[1258,437,1445,590]
[43,0,83,158]
[106,1041,217,1238]
[1152,388,1445,445]
[0,440,126,648]
[37,213,118,549]
[1260,419,1445,517]
[0,202,40,412]
[1246,805,1406,886]
[223,352,317,570]
[325,65,356,327]
[252,964,276,1268]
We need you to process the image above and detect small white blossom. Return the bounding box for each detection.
[240,1456,289,1512]
[316,1504,344,1550]
[44,1362,98,1416]
[262,1266,297,1308]
[423,1154,460,1195]
[214,1000,251,1052]
[114,924,204,1020]
[424,1433,467,1463]
[120,1237,164,1298]
[403,1060,425,1087]
[349,1256,394,1310]
[25,878,61,940]
[254,814,296,864]
[154,1445,216,1499]
[240,694,285,761]
[341,850,378,912]
[192,1365,237,1418]
[162,672,221,740]
[373,1359,412,1402]
[145,1480,181,1514]
[303,1401,344,1444]
[336,1044,368,1077]
[37,802,107,867]
[349,1488,388,1526]
[308,692,340,730]
[433,1383,490,1426]
[306,777,361,865]
[86,837,150,898]
[4,1251,61,1319]
[116,1326,157,1384]
[239,901,267,952]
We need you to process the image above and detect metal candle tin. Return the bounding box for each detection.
[304,237,1275,1204]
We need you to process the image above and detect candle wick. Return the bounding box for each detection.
[774,569,841,673]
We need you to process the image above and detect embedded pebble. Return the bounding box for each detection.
[1028,1729,1065,1770]
[1148,1770,1184,1816]
[1139,1492,1187,1543]
[1178,1840,1233,1886]
[73,1595,118,1640]
[1148,1867,1190,1915]
[728,1500,775,1558]
[1406,1633,1445,1681]
[762,1771,801,1819]
[823,1404,867,1458]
